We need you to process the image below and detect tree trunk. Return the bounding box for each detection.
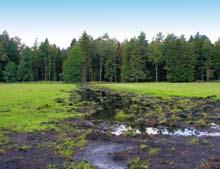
[99,55,102,83]
[53,59,56,81]
[155,64,158,82]
[206,69,210,81]
[44,56,47,81]
[201,71,204,81]
[83,64,88,83]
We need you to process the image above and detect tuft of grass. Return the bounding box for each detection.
[64,161,95,169]
[139,144,148,150]
[18,145,31,152]
[149,147,161,158]
[114,111,129,121]
[128,158,149,169]
[170,146,176,152]
[46,164,57,169]
[95,82,220,99]
[189,137,199,145]
[0,132,10,145]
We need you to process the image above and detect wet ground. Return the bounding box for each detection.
[0,87,220,169]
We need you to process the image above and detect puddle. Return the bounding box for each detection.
[77,88,220,137]
[75,141,133,169]
[110,124,220,137]
[77,88,131,119]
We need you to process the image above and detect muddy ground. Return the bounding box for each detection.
[0,119,220,169]
[0,87,220,169]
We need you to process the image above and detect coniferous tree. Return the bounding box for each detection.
[63,44,83,82]
[3,61,17,82]
[213,40,220,80]
[80,32,92,82]
[148,33,164,82]
[0,42,8,81]
[17,47,34,81]
[39,39,50,80]
[104,40,117,82]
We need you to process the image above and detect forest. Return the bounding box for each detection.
[1,31,220,83]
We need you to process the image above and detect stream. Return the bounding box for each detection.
[74,87,220,169]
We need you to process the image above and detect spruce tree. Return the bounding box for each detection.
[63,44,83,82]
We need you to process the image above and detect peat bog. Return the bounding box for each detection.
[0,85,220,169]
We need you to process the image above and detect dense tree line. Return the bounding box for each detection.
[0,30,220,83]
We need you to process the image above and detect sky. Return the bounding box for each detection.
[1,0,220,48]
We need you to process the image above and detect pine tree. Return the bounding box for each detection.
[63,44,83,82]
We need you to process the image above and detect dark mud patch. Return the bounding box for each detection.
[0,147,65,169]
[75,129,220,169]
[0,130,67,169]
[0,119,93,169]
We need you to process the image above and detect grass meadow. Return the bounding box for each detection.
[0,82,77,132]
[95,82,220,98]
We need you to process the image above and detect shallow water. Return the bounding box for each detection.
[75,141,132,169]
[78,88,220,137]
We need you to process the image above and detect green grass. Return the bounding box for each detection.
[0,82,78,132]
[95,82,220,98]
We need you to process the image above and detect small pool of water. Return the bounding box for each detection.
[110,124,220,137]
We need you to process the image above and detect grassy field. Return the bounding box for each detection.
[0,82,77,132]
[1,82,220,132]
[95,82,220,98]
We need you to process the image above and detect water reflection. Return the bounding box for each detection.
[110,124,220,137]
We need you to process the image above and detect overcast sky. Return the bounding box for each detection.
[1,0,220,48]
